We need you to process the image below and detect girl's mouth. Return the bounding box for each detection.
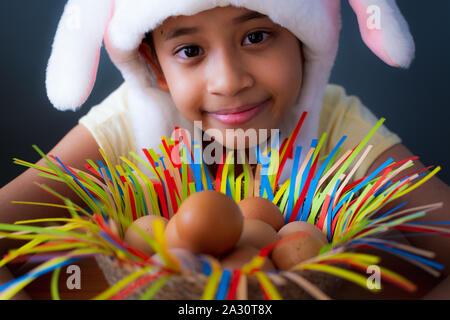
[207,98,271,125]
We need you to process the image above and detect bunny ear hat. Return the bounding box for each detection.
[46,0,415,178]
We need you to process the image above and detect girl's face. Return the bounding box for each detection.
[144,5,303,149]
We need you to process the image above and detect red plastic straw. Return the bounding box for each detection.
[289,154,320,222]
[163,170,179,214]
[317,194,331,231]
[275,112,307,187]
[226,269,242,300]
[153,182,169,220]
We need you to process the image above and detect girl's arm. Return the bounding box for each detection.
[0,124,103,273]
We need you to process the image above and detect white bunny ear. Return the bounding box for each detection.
[348,0,415,68]
[46,0,114,111]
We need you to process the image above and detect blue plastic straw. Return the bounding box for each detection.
[300,135,347,222]
[285,146,302,223]
[215,269,232,300]
[54,156,106,220]
[350,240,444,270]
[330,157,395,220]
[327,178,341,242]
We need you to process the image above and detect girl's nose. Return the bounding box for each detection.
[205,49,254,97]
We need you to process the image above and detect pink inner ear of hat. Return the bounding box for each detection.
[349,0,399,67]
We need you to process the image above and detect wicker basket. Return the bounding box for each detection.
[95,254,343,300]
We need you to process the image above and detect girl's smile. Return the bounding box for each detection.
[205,97,272,125]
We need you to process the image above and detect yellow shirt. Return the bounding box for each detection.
[79,83,401,181]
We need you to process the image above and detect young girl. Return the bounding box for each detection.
[1,1,449,299]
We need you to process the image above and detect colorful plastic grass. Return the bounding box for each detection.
[0,112,447,300]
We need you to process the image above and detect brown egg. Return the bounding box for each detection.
[165,215,187,249]
[124,215,168,256]
[272,231,326,270]
[175,191,243,256]
[238,197,284,231]
[151,248,203,273]
[236,219,280,250]
[278,221,328,245]
[220,246,275,271]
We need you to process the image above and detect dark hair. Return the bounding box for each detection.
[144,31,157,60]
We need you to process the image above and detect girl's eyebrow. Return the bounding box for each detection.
[164,11,268,41]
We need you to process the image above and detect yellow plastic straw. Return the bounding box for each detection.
[93,266,154,300]
[152,219,180,272]
[202,270,222,300]
[392,166,441,200]
[254,271,282,300]
[272,179,290,205]
[300,263,381,292]
[235,172,244,202]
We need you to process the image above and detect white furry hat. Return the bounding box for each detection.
[46,0,414,175]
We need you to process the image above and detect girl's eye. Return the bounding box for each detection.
[174,31,271,60]
[175,45,204,59]
[242,31,270,46]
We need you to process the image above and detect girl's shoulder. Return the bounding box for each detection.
[320,83,400,142]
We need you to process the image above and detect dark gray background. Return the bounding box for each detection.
[1,1,449,187]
